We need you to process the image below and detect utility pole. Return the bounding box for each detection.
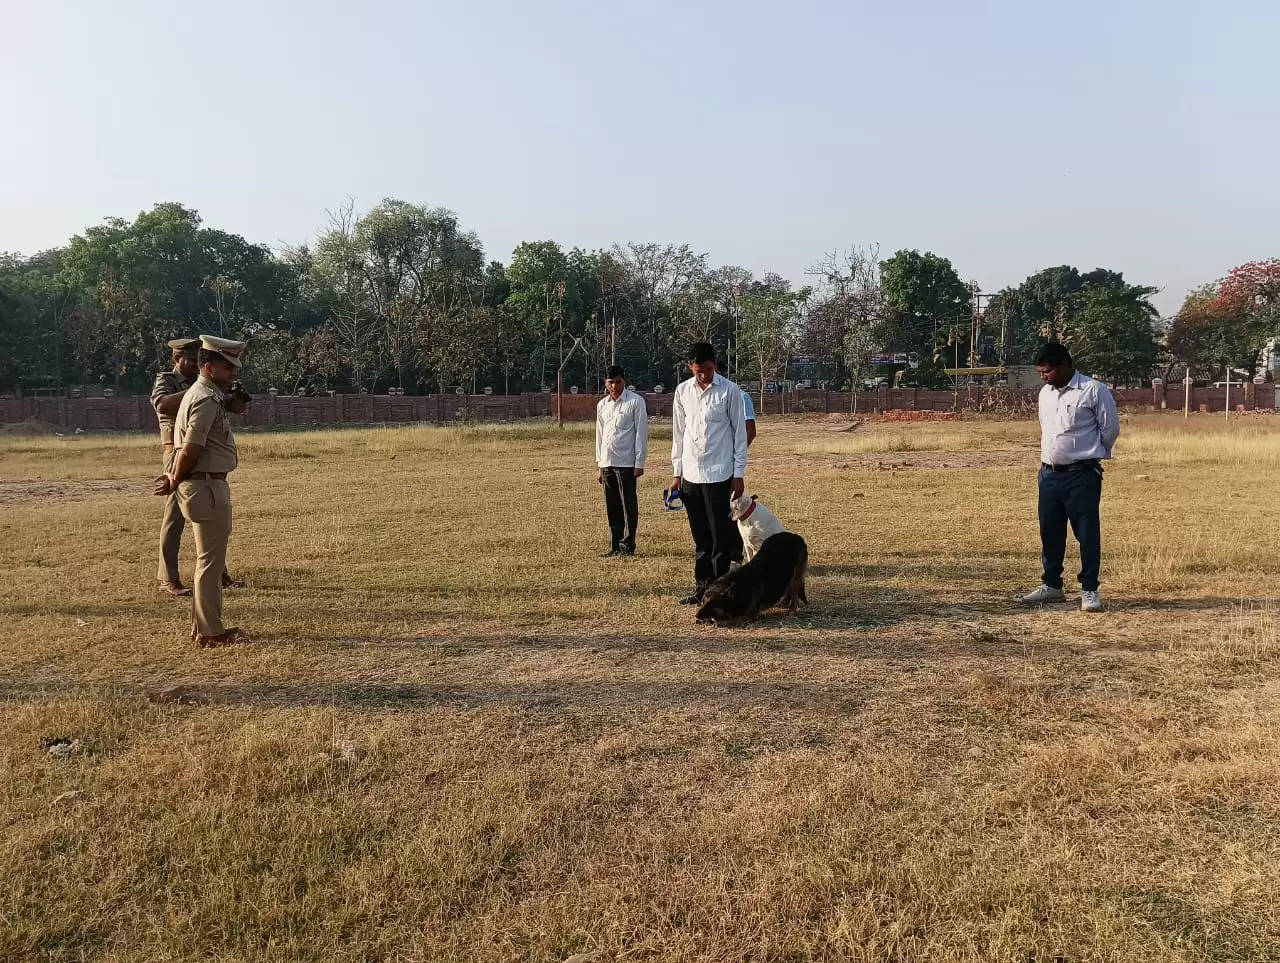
[968,284,991,370]
[557,332,588,429]
[554,281,566,426]
[998,301,1008,367]
[969,283,981,369]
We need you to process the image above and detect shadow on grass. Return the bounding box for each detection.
[305,624,1031,658]
[0,676,882,712]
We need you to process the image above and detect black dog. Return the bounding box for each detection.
[695,532,808,625]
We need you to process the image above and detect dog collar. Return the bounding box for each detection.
[738,501,757,522]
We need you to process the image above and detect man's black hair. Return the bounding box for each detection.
[1033,342,1073,367]
[606,365,626,380]
[687,342,717,364]
[198,348,230,368]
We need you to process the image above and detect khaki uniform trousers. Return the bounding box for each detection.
[176,478,233,637]
[157,449,185,584]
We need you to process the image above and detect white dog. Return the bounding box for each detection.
[729,494,788,563]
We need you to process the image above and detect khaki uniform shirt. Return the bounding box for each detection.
[174,375,239,474]
[151,370,194,447]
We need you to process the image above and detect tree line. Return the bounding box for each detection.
[1,200,1276,396]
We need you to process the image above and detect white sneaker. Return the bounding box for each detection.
[1021,584,1066,605]
[1080,590,1103,613]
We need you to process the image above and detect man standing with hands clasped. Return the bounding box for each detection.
[670,342,747,605]
[151,337,201,596]
[153,335,252,648]
[595,365,648,557]
[1021,342,1119,613]
[151,336,246,596]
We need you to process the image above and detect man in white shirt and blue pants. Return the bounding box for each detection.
[1021,342,1119,613]
[742,389,757,447]
[670,342,748,604]
[596,365,648,557]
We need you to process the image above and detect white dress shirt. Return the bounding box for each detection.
[595,388,649,468]
[1039,371,1120,465]
[671,372,748,484]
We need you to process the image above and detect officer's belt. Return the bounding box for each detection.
[1042,460,1100,472]
[186,471,228,480]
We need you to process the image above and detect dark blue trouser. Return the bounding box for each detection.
[681,479,743,593]
[1038,465,1103,592]
[602,467,639,552]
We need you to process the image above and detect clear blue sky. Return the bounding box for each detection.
[4,0,1277,314]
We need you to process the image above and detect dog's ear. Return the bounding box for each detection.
[751,494,758,501]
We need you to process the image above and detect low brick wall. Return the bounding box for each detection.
[2,382,1274,431]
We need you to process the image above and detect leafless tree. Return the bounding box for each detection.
[804,244,887,407]
[609,242,708,381]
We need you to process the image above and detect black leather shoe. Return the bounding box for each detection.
[600,549,619,558]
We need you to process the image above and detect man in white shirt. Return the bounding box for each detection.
[1021,342,1120,613]
[670,342,748,604]
[742,389,758,447]
[595,365,648,557]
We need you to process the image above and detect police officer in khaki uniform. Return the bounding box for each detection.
[152,338,200,596]
[151,338,245,597]
[153,336,251,647]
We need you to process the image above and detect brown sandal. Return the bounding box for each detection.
[194,627,252,648]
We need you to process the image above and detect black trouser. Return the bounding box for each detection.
[681,479,744,594]
[602,467,639,552]
[1038,464,1103,592]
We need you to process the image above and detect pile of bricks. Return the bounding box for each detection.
[881,409,962,422]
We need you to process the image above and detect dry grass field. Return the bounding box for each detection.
[2,413,1279,963]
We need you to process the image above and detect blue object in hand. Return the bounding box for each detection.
[663,487,684,511]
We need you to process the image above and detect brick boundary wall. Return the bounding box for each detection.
[1,382,1274,431]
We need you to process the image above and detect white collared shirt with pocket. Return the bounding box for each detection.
[671,373,748,484]
[595,388,649,468]
[1039,371,1120,465]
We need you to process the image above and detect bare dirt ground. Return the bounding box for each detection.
[0,478,150,506]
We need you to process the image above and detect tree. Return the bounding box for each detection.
[659,264,752,387]
[505,241,569,391]
[309,198,487,392]
[1214,259,1280,375]
[608,243,708,386]
[1217,259,1280,316]
[1166,281,1271,379]
[738,288,808,408]
[0,249,76,391]
[987,266,1161,378]
[843,322,879,412]
[803,245,886,391]
[54,202,298,391]
[987,266,1085,364]
[359,198,485,389]
[879,250,971,361]
[311,202,379,391]
[1069,284,1160,384]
